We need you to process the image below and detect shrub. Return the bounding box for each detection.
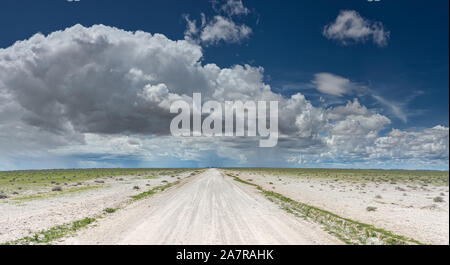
[366,206,377,212]
[52,186,62,192]
[433,196,444,203]
[104,208,117,213]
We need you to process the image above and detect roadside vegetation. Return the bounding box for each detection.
[2,169,202,245]
[227,168,449,186]
[131,181,181,201]
[228,173,424,245]
[0,168,192,200]
[104,208,118,213]
[131,169,203,201]
[3,217,96,245]
[11,186,101,202]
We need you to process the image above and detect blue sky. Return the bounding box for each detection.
[0,0,448,170]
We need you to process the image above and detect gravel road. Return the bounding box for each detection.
[62,169,339,245]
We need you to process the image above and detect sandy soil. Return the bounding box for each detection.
[61,169,340,245]
[234,171,449,245]
[3,168,446,245]
[0,172,191,243]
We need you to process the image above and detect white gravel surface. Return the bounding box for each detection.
[235,171,449,245]
[4,168,445,245]
[0,172,191,243]
[61,169,340,245]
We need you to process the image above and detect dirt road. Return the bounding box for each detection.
[62,169,339,245]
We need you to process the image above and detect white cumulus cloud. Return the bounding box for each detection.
[184,0,252,45]
[200,16,252,45]
[313,73,352,96]
[0,24,447,170]
[323,10,390,47]
[220,0,249,16]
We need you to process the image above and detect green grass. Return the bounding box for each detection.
[104,208,118,214]
[229,175,258,186]
[1,170,200,245]
[131,169,204,201]
[0,168,192,197]
[226,168,449,186]
[230,174,424,245]
[2,179,183,245]
[4,217,96,245]
[131,181,181,201]
[12,186,101,202]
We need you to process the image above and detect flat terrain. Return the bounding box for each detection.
[0,169,193,243]
[227,168,449,244]
[1,167,448,245]
[62,169,339,245]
